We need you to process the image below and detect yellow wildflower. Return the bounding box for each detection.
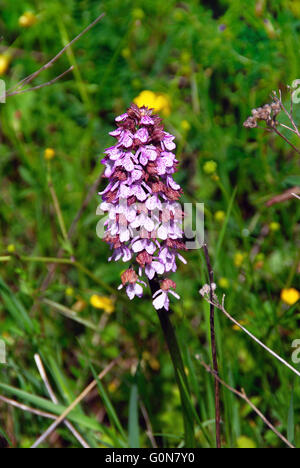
[232,319,248,331]
[215,210,226,223]
[7,244,15,253]
[219,277,229,289]
[65,287,74,297]
[44,148,55,160]
[0,55,11,75]
[236,436,256,449]
[90,295,115,314]
[134,90,171,116]
[180,120,191,132]
[281,288,300,306]
[19,12,37,28]
[108,379,120,393]
[203,160,217,174]
[149,358,160,371]
[269,221,280,232]
[121,48,131,59]
[132,8,144,20]
[234,252,245,268]
[142,351,151,361]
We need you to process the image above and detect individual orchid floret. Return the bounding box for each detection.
[118,268,146,300]
[152,279,180,310]
[100,103,187,310]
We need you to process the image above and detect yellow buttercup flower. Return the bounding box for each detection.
[269,221,280,232]
[234,252,245,268]
[215,210,226,223]
[19,12,37,28]
[65,287,74,297]
[133,90,171,116]
[281,288,300,306]
[203,160,217,175]
[219,277,229,289]
[149,358,160,371]
[180,120,191,132]
[7,244,15,253]
[44,148,55,160]
[232,319,248,331]
[0,54,11,75]
[90,295,115,314]
[236,436,256,449]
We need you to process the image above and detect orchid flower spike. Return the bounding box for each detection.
[100,104,187,310]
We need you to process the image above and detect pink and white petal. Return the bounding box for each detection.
[145,241,156,255]
[177,254,187,264]
[167,176,181,190]
[119,228,130,243]
[132,239,145,253]
[135,127,149,143]
[153,291,167,310]
[122,248,132,262]
[115,113,128,122]
[119,184,131,198]
[164,139,176,151]
[134,283,143,297]
[126,284,135,300]
[141,115,154,125]
[123,155,134,172]
[152,261,165,275]
[157,224,169,240]
[169,290,180,300]
[145,265,155,280]
[144,217,155,232]
[134,186,147,202]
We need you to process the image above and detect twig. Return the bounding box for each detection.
[7,13,106,95]
[272,127,300,155]
[203,294,300,379]
[31,355,120,448]
[266,186,300,207]
[5,66,74,98]
[292,193,300,200]
[34,354,90,448]
[196,358,295,449]
[202,244,221,448]
[140,401,158,448]
[0,394,56,420]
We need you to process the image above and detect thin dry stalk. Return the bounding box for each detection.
[34,354,90,448]
[4,13,105,98]
[202,244,221,448]
[197,358,295,449]
[31,355,120,448]
[204,294,300,378]
[0,394,56,420]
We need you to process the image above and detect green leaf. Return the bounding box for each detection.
[287,387,294,444]
[90,363,127,442]
[128,383,139,448]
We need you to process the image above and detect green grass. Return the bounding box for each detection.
[0,0,299,448]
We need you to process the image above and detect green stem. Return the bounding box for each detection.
[149,277,195,447]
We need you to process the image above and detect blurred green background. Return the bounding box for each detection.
[0,0,299,448]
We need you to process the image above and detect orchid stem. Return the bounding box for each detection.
[149,276,195,448]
